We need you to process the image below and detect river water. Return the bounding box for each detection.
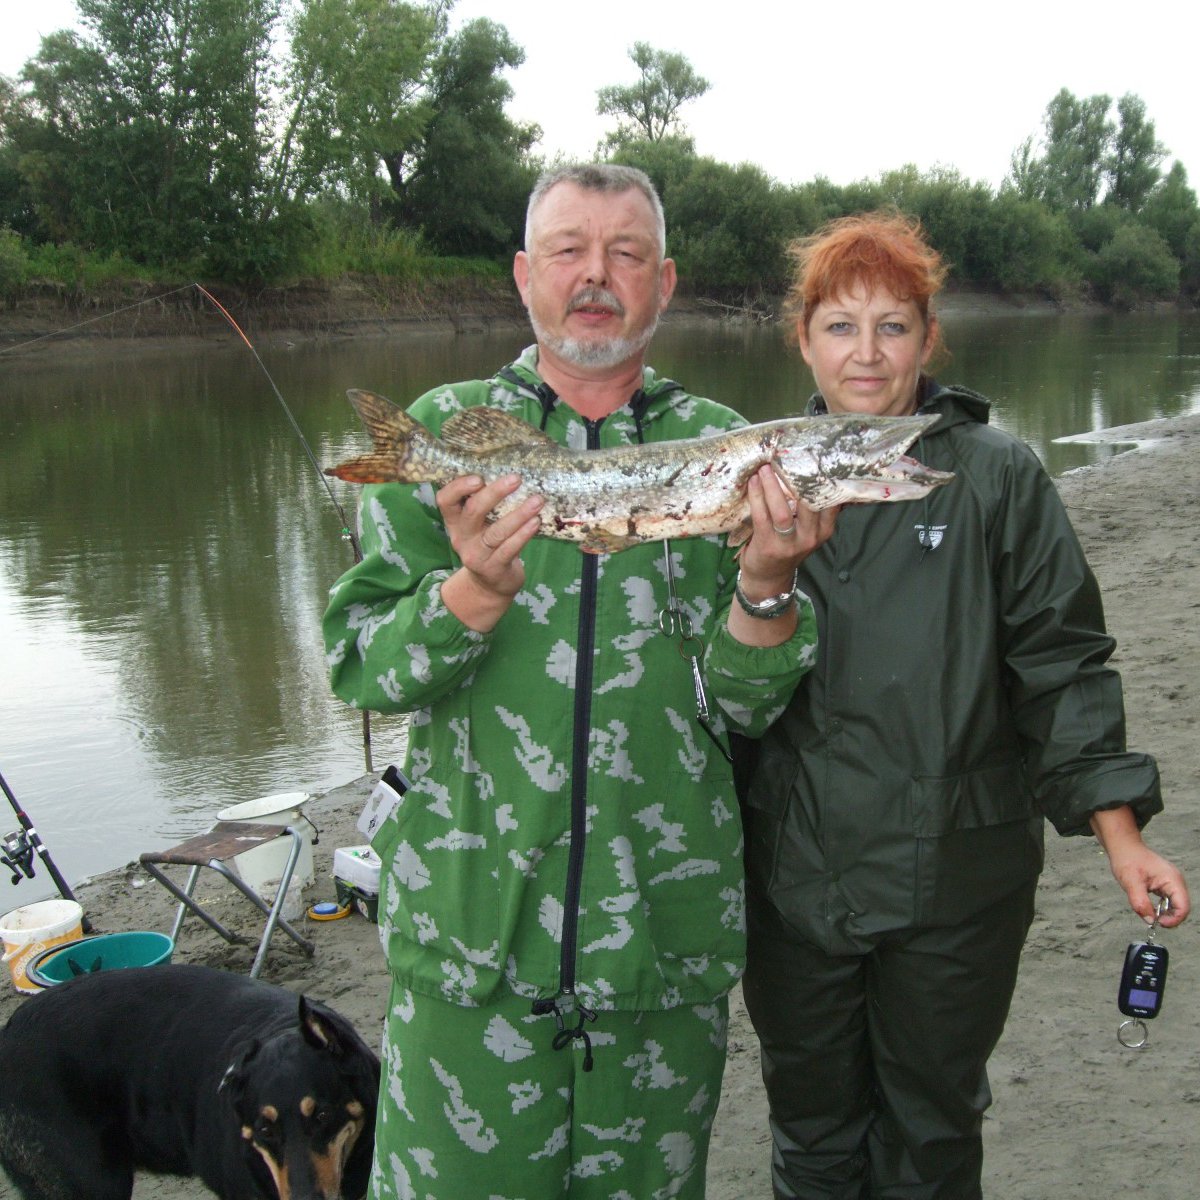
[2,310,1199,907]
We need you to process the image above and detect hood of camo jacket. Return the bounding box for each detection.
[323,346,819,1010]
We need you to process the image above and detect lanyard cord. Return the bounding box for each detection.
[658,539,733,764]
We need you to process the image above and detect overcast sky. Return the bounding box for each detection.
[4,0,1197,191]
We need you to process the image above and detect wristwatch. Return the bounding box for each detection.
[734,569,799,619]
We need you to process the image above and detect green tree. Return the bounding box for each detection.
[1092,223,1178,307]
[7,0,286,276]
[1141,161,1199,257]
[597,43,709,144]
[615,140,789,296]
[281,0,439,208]
[610,134,699,216]
[0,75,41,236]
[0,225,29,300]
[1104,93,1164,213]
[984,189,1078,294]
[394,18,540,257]
[1038,88,1113,210]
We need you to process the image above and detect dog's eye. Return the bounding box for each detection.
[309,1104,339,1131]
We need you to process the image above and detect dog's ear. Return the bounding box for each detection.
[297,994,363,1060]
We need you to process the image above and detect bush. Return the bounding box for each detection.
[0,226,29,300]
[1092,224,1179,307]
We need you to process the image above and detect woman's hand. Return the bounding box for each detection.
[1091,806,1190,927]
[437,474,543,632]
[726,466,838,649]
[737,466,838,598]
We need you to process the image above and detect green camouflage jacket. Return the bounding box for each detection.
[323,347,818,1011]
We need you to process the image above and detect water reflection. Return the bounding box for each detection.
[1,313,1198,904]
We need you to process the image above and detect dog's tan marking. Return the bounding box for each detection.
[251,1142,289,1200]
[300,1095,316,1117]
[310,1118,365,1197]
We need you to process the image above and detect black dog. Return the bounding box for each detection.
[0,963,379,1200]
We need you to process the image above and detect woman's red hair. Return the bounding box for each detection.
[783,210,948,338]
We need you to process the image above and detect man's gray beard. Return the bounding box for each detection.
[529,310,660,370]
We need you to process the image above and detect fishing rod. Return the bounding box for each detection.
[0,768,95,932]
[191,285,363,562]
[190,284,373,770]
[3,281,376,769]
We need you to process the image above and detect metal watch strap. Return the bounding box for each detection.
[734,569,798,619]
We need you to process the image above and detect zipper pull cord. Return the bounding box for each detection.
[532,998,598,1072]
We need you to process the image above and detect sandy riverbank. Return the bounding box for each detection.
[0,410,1196,1199]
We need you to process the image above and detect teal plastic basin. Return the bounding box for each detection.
[28,931,174,986]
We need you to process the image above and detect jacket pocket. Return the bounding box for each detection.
[909,759,1037,836]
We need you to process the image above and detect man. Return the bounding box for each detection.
[323,164,834,1200]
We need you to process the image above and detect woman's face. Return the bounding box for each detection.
[797,286,936,417]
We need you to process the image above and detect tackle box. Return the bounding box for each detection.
[332,845,381,923]
[334,878,379,923]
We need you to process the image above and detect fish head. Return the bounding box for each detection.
[774,413,952,508]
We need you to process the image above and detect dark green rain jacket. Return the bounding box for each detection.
[743,381,1162,956]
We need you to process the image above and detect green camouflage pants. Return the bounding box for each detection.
[368,981,730,1200]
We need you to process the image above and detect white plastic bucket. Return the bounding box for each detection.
[216,793,315,919]
[0,899,85,993]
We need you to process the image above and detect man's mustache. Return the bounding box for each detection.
[567,287,625,317]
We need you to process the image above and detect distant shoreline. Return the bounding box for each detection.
[0,281,1139,365]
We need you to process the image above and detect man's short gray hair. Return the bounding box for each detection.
[524,164,666,258]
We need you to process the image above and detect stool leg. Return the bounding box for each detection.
[248,826,313,978]
[140,861,244,945]
[169,865,201,943]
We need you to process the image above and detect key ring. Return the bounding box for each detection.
[1118,1018,1149,1049]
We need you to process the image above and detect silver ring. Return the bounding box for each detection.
[480,529,501,550]
[1118,1018,1149,1049]
[772,520,797,537]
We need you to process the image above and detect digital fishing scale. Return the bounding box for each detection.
[1117,895,1171,1049]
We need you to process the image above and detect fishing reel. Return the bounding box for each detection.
[0,829,36,883]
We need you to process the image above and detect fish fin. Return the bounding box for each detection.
[578,531,636,554]
[346,389,434,455]
[325,454,404,483]
[441,407,565,457]
[726,520,753,549]
[328,389,441,483]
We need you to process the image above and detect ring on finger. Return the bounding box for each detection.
[480,529,501,550]
[772,519,797,536]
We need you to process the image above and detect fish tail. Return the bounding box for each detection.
[325,389,438,483]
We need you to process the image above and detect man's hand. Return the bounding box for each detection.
[438,474,543,632]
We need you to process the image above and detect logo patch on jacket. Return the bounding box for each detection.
[914,524,947,550]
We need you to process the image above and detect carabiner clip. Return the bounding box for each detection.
[1148,894,1171,944]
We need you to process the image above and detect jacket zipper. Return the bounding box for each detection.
[558,415,603,996]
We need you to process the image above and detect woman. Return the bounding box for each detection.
[740,211,1190,1199]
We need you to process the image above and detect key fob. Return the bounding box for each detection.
[1118,940,1168,1019]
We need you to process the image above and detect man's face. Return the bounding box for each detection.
[513,182,676,372]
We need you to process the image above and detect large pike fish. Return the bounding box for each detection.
[327,389,953,553]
